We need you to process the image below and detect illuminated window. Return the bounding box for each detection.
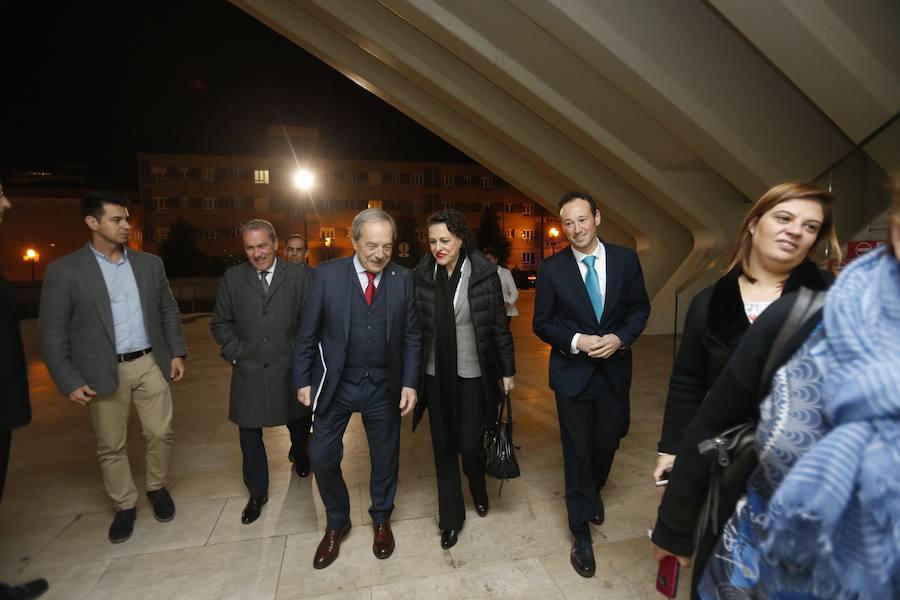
[368,200,383,209]
[202,197,216,211]
[320,227,335,239]
[201,168,215,182]
[441,174,454,187]
[481,176,493,189]
[505,228,514,239]
[522,229,534,241]
[151,166,167,181]
[153,197,167,211]
[522,252,535,265]
[410,173,424,187]
[254,170,269,184]
[523,203,533,216]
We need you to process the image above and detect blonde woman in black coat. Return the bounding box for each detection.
[413,209,516,549]
[653,181,839,599]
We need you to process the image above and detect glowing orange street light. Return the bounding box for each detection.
[548,227,560,255]
[23,248,40,280]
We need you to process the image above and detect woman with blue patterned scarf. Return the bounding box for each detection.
[651,189,900,599]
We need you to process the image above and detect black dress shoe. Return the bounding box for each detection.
[293,452,311,478]
[589,494,605,526]
[474,498,489,517]
[241,495,268,524]
[0,578,50,599]
[109,508,136,544]
[147,487,175,522]
[570,539,596,578]
[440,526,462,549]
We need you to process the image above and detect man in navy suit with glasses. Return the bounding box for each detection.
[533,191,650,578]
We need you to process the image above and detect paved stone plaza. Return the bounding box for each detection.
[0,290,688,599]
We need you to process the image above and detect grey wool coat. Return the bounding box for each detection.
[39,244,187,396]
[211,259,312,428]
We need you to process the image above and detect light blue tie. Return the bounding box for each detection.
[582,255,604,323]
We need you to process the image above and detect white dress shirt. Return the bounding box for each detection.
[258,257,277,286]
[570,238,607,354]
[353,255,383,292]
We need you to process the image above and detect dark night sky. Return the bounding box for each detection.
[0,1,472,187]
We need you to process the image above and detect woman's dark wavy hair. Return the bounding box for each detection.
[426,209,471,247]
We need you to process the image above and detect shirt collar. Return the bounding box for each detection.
[353,254,381,277]
[90,243,127,265]
[571,238,602,263]
[259,258,277,275]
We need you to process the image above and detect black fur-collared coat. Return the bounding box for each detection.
[657,260,832,454]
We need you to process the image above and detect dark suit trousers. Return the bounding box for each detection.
[426,375,488,530]
[555,367,622,540]
[239,415,312,497]
[311,376,399,529]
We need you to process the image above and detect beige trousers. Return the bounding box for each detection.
[89,352,173,510]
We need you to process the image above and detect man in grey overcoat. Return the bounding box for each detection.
[40,192,187,544]
[211,219,312,525]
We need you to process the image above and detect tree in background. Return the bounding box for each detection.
[476,205,510,265]
[158,218,209,277]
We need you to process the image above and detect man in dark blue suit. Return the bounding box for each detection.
[533,191,650,578]
[294,209,421,569]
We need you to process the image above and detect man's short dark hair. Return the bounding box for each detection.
[286,234,308,246]
[558,191,598,214]
[426,209,470,245]
[81,192,129,220]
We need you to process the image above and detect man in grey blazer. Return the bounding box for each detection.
[40,192,187,544]
[211,220,312,525]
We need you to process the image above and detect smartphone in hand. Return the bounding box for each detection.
[656,555,680,598]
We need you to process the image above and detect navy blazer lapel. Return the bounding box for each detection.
[343,259,354,343]
[385,264,397,343]
[80,245,115,345]
[563,247,598,326]
[599,244,621,329]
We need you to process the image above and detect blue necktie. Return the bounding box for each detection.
[582,255,604,323]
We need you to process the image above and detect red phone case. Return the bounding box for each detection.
[656,555,680,598]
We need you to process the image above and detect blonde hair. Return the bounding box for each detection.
[726,181,841,281]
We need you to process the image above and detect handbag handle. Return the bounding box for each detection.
[497,392,513,432]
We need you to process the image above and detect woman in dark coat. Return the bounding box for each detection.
[651,203,900,598]
[413,209,516,549]
[654,181,839,598]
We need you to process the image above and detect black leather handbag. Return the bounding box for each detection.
[695,288,826,540]
[485,393,520,493]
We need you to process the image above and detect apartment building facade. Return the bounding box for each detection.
[138,130,559,271]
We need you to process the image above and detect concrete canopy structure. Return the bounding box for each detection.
[233,0,900,332]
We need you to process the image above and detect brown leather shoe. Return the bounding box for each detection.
[372,522,395,559]
[313,521,351,569]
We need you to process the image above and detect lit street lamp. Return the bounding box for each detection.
[548,227,560,255]
[23,248,40,280]
[293,169,315,241]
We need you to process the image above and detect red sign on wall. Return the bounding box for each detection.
[847,240,887,259]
